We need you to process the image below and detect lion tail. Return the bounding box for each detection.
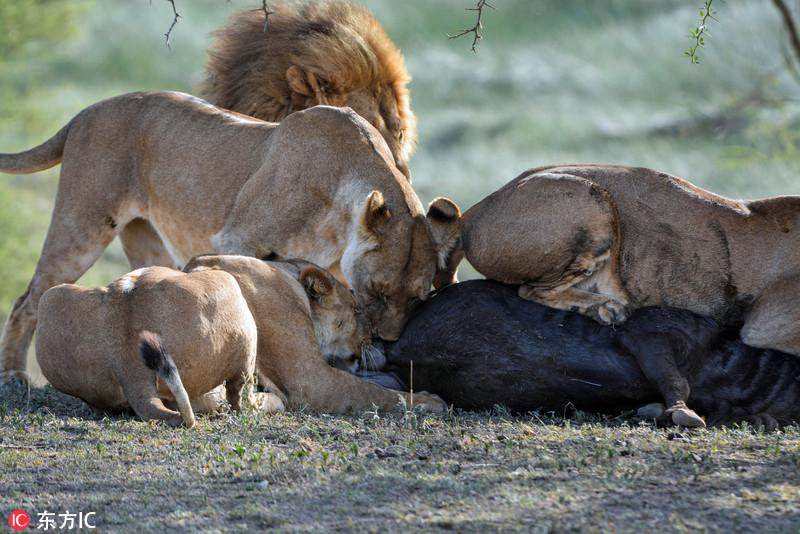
[0,122,70,174]
[139,331,196,429]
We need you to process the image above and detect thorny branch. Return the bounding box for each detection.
[772,0,800,68]
[448,0,494,53]
[164,0,180,49]
[262,1,275,32]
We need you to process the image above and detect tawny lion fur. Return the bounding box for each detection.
[0,91,461,380]
[459,164,800,360]
[36,257,446,426]
[36,266,258,428]
[201,1,417,178]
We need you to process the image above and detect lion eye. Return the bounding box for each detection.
[397,129,405,142]
[337,320,344,329]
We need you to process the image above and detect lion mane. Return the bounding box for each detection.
[200,1,417,176]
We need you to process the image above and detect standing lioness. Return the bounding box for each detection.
[460,165,800,359]
[0,91,460,378]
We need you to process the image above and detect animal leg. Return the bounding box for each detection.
[119,218,176,269]
[128,395,185,427]
[256,374,289,412]
[709,404,781,431]
[121,376,184,427]
[225,371,254,413]
[260,334,446,414]
[616,332,706,428]
[519,251,629,325]
[0,211,119,378]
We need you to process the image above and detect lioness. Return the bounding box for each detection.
[0,91,460,378]
[459,165,800,359]
[201,1,416,178]
[183,255,445,413]
[36,267,258,428]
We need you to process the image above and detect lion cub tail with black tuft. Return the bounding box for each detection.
[139,331,196,429]
[0,122,71,175]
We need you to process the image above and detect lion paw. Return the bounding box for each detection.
[409,392,448,413]
[254,392,286,414]
[589,299,629,325]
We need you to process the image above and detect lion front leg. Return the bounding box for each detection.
[519,250,630,325]
[463,171,631,326]
[261,334,445,414]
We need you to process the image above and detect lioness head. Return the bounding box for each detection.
[297,264,371,373]
[342,191,462,342]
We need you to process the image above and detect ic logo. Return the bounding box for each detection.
[8,510,30,531]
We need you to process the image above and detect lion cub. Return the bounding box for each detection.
[36,266,258,428]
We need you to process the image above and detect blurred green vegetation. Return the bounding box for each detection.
[0,0,799,327]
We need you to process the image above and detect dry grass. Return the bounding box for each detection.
[1,381,799,532]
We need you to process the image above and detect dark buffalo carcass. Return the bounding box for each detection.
[363,280,800,430]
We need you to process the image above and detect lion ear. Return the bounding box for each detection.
[361,191,392,234]
[427,197,462,252]
[286,65,312,96]
[299,266,333,301]
[427,197,463,288]
[287,65,335,103]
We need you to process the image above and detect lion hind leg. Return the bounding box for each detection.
[225,371,253,414]
[519,250,630,325]
[1,213,119,378]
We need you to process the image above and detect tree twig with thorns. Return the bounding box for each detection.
[164,0,181,49]
[772,0,800,68]
[448,0,494,53]
[262,1,275,32]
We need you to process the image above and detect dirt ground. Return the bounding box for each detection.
[1,382,798,533]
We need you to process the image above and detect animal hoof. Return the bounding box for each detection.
[589,299,629,325]
[411,392,447,413]
[743,413,779,432]
[667,404,706,428]
[637,402,666,419]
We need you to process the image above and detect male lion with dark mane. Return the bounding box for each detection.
[201,0,416,178]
